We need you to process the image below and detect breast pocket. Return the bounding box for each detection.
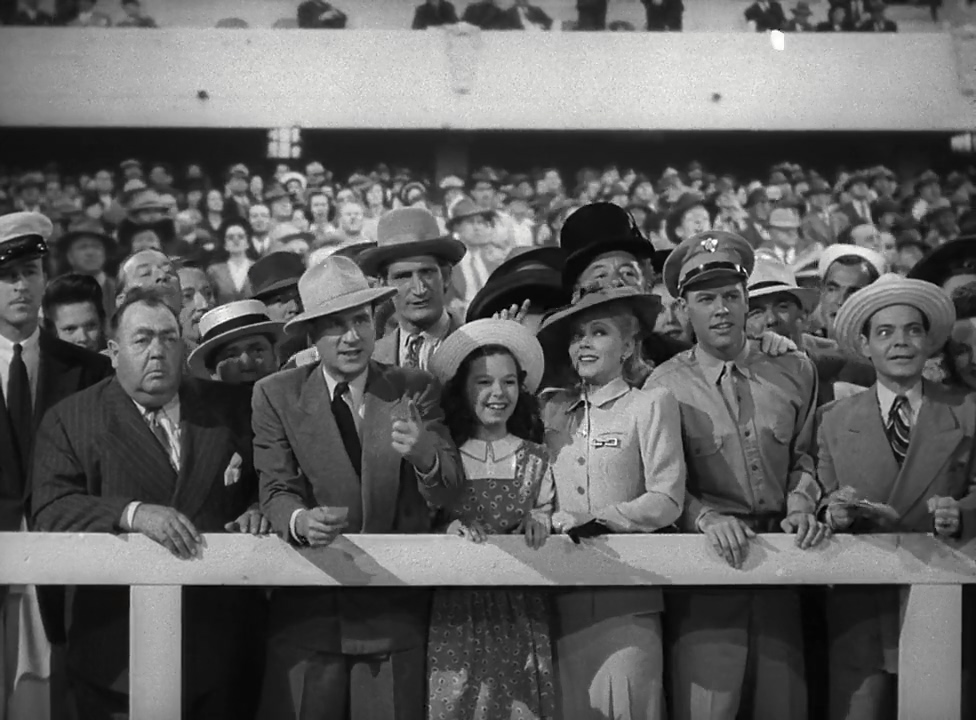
[689,435,725,459]
[770,419,793,446]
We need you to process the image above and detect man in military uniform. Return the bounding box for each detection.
[645,230,829,720]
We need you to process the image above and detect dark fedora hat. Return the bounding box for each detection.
[117,217,176,249]
[466,246,569,322]
[907,235,976,289]
[248,251,306,301]
[560,202,655,289]
[59,218,116,253]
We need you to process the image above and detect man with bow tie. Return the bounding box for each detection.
[31,286,269,720]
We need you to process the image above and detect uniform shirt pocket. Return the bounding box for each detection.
[689,435,725,458]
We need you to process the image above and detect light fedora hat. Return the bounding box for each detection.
[429,318,545,393]
[747,256,819,313]
[537,286,663,352]
[817,244,887,280]
[282,255,397,335]
[832,273,956,357]
[358,207,466,277]
[187,299,286,378]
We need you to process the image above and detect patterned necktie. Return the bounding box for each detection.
[886,395,911,465]
[403,334,423,369]
[332,382,362,477]
[7,343,32,469]
[147,409,180,472]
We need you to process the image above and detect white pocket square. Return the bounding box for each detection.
[224,453,242,486]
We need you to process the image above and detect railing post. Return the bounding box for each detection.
[129,585,182,720]
[898,584,962,720]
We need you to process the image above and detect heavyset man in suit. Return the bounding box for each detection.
[31,286,269,720]
[0,211,113,720]
[252,255,463,719]
[818,274,975,720]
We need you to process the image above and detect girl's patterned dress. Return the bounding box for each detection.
[427,435,557,720]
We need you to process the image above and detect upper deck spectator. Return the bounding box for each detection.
[642,0,683,31]
[66,0,112,26]
[858,0,897,32]
[297,0,348,28]
[412,0,458,28]
[817,3,855,30]
[462,0,508,29]
[6,0,54,25]
[116,0,157,27]
[785,2,815,31]
[744,0,786,31]
[503,0,552,30]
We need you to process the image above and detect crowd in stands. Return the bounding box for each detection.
[2,0,952,31]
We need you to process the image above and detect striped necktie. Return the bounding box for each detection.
[886,395,911,465]
[403,334,423,369]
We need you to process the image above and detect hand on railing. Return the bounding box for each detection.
[929,496,962,538]
[446,519,488,543]
[699,513,755,569]
[780,512,831,549]
[131,504,203,560]
[224,505,272,535]
[296,507,348,547]
[520,516,550,549]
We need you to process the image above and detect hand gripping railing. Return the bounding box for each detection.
[1,532,973,719]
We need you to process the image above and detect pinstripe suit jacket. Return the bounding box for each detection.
[31,376,264,696]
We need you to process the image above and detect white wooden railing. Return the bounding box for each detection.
[2,532,975,719]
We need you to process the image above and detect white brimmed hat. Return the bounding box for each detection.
[429,319,545,393]
[747,257,819,313]
[818,244,887,280]
[187,300,285,378]
[537,286,662,355]
[832,273,956,357]
[283,255,397,334]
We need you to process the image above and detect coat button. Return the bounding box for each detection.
[577,457,585,465]
[577,486,585,495]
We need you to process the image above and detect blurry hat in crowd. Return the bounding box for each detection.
[559,202,655,289]
[466,246,569,323]
[50,199,84,224]
[917,170,941,188]
[908,237,976,292]
[228,164,250,179]
[805,177,832,197]
[817,244,888,280]
[125,188,167,213]
[765,186,784,203]
[305,161,326,176]
[663,230,755,298]
[117,217,176,249]
[248,251,306,301]
[832,274,954,357]
[769,171,789,185]
[0,212,52,267]
[666,191,708,244]
[263,185,289,203]
[430,318,545,393]
[19,172,44,190]
[841,172,870,192]
[747,256,818,313]
[187,300,286,379]
[270,223,314,246]
[358,207,466,277]
[791,2,813,15]
[120,158,142,172]
[348,173,372,189]
[745,187,769,208]
[447,196,496,229]
[122,179,148,194]
[400,181,428,206]
[768,207,800,229]
[283,256,398,335]
[280,172,307,192]
[439,176,465,191]
[469,168,501,189]
[59,218,116,255]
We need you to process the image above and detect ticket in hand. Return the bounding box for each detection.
[840,499,900,524]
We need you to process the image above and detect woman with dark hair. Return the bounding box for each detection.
[41,273,107,352]
[207,218,254,304]
[538,285,685,720]
[198,188,233,237]
[426,319,556,720]
[926,281,976,389]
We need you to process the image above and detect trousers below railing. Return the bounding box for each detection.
[2,532,975,720]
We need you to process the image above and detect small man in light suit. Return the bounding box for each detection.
[818,274,976,720]
[253,256,463,720]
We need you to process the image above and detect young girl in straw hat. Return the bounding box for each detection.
[537,285,686,720]
[426,318,556,720]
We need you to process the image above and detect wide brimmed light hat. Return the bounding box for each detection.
[358,207,466,277]
[537,286,663,351]
[817,244,887,280]
[832,273,956,357]
[283,255,397,334]
[429,318,545,393]
[187,300,286,378]
[747,256,819,313]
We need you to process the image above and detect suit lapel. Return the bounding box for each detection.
[103,379,178,501]
[839,388,900,501]
[34,333,82,433]
[171,382,232,518]
[295,364,361,497]
[888,383,965,516]
[360,363,402,533]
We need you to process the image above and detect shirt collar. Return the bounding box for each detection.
[0,327,40,355]
[565,376,631,413]
[695,339,752,386]
[400,311,452,346]
[132,392,180,422]
[321,364,368,405]
[876,379,924,420]
[461,435,521,462]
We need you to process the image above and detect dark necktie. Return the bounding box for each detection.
[332,382,362,477]
[886,395,911,465]
[403,334,423,369]
[8,343,33,469]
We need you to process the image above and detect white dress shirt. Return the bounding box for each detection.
[0,327,40,405]
[876,380,924,426]
[122,394,182,529]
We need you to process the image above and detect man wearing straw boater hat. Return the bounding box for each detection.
[817,274,976,720]
[187,300,285,383]
[645,230,829,720]
[252,255,462,720]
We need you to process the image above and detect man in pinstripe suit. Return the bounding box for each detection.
[31,287,268,720]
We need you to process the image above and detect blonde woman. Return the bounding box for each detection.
[537,285,686,720]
